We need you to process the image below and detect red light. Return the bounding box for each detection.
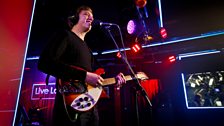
[116,52,121,58]
[168,56,176,63]
[24,67,30,70]
[160,28,167,39]
[135,0,147,8]
[131,43,141,53]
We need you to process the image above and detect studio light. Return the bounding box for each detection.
[168,55,176,63]
[160,27,168,39]
[127,20,136,35]
[131,43,141,53]
[127,19,143,35]
[116,52,121,58]
[135,0,147,8]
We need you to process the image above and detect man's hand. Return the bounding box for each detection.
[85,72,104,87]
[115,72,126,90]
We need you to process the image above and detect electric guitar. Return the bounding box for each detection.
[58,68,149,112]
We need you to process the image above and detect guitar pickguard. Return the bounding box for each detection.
[70,86,103,111]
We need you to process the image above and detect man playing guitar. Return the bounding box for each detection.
[38,5,126,126]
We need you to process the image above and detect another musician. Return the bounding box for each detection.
[38,5,126,126]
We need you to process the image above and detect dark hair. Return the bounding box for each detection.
[67,5,93,29]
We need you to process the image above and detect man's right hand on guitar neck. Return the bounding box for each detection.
[85,72,104,87]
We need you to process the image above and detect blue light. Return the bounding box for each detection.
[101,48,130,55]
[143,30,224,48]
[143,7,149,18]
[26,56,39,60]
[26,30,224,59]
[157,0,163,28]
[181,73,189,108]
[178,49,221,60]
[92,52,98,55]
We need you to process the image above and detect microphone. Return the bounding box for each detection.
[92,20,117,27]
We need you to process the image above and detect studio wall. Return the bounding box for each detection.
[0,0,34,125]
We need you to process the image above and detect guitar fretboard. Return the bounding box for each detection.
[101,75,136,86]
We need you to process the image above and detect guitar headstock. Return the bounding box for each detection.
[136,72,149,80]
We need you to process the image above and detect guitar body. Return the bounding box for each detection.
[58,68,148,112]
[60,68,105,112]
[64,85,103,112]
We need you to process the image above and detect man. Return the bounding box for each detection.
[38,5,126,126]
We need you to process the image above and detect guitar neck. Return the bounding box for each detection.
[101,75,134,86]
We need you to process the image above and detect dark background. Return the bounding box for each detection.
[18,0,224,126]
[27,0,224,57]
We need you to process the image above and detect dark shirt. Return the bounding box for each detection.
[38,30,99,126]
[38,30,93,82]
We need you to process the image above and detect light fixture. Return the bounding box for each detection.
[135,0,147,8]
[131,43,141,53]
[127,19,143,35]
[160,27,167,39]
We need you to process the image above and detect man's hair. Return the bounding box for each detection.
[67,5,93,29]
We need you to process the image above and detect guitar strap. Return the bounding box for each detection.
[45,74,50,85]
[62,93,78,123]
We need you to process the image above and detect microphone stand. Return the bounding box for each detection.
[103,25,152,126]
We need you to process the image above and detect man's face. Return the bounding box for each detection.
[78,9,94,32]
